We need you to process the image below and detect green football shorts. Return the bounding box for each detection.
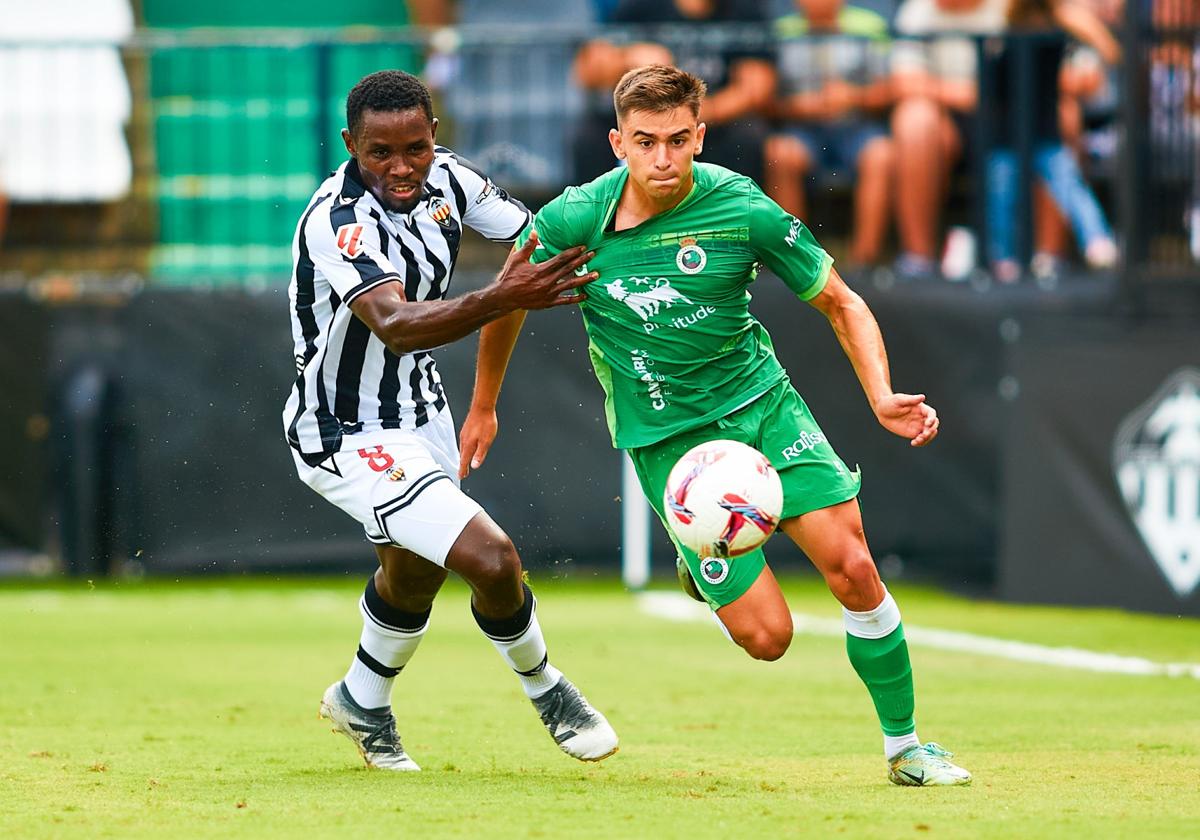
[628,380,861,611]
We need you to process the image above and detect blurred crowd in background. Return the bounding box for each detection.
[0,0,1197,286]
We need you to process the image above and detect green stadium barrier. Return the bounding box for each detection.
[146,26,419,285]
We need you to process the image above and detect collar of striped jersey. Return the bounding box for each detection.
[341,159,368,202]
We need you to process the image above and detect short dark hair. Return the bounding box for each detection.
[613,64,707,122]
[346,70,434,137]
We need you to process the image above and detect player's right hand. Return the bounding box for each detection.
[496,231,596,310]
[458,405,498,479]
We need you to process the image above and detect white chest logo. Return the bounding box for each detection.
[605,277,693,321]
[1113,367,1200,597]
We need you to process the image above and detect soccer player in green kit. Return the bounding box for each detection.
[459,65,971,786]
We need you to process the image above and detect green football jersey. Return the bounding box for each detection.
[520,162,833,449]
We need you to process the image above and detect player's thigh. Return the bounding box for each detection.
[714,563,793,659]
[778,499,883,610]
[291,428,482,566]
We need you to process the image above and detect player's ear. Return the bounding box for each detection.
[429,117,439,143]
[608,127,625,160]
[695,122,706,155]
[341,127,356,158]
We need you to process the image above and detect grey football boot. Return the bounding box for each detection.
[531,677,619,762]
[319,681,420,771]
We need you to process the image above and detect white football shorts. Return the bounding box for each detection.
[290,411,482,566]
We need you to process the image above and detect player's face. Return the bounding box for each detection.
[610,106,706,204]
[342,108,439,213]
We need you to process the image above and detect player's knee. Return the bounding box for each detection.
[824,550,881,602]
[380,566,446,610]
[465,536,522,593]
[742,627,792,662]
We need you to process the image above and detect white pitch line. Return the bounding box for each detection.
[637,591,1200,680]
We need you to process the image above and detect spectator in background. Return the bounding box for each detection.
[572,0,777,185]
[986,0,1121,281]
[766,0,896,271]
[889,0,1008,279]
[1147,0,1200,260]
[1057,0,1121,213]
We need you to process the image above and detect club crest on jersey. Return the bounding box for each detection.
[676,238,707,274]
[699,556,729,585]
[428,196,453,227]
[335,223,365,259]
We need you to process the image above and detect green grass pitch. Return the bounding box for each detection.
[1,575,1198,838]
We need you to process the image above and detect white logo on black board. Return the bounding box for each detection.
[1113,368,1200,598]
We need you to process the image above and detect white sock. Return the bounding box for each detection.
[474,584,564,699]
[885,732,921,761]
[342,584,429,710]
[841,588,902,640]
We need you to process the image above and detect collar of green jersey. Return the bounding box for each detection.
[602,165,703,235]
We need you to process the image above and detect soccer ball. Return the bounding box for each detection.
[663,439,783,559]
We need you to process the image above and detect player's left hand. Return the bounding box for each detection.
[458,406,499,479]
[875,393,939,447]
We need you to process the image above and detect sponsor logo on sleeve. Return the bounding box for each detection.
[335,223,366,259]
[785,217,803,247]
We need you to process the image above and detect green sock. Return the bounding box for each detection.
[845,624,916,737]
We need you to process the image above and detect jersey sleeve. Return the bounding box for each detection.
[747,184,833,301]
[306,204,403,305]
[515,188,577,265]
[449,154,534,242]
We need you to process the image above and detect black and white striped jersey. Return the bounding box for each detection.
[283,148,532,466]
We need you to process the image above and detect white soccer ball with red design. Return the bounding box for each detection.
[663,439,783,559]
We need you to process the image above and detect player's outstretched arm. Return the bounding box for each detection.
[351,232,595,356]
[459,308,528,479]
[807,269,939,447]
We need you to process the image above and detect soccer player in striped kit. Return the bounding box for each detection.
[462,65,971,786]
[283,70,617,770]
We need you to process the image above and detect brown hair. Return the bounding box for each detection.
[613,64,707,122]
[1007,0,1056,26]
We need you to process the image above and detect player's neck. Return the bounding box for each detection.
[616,170,694,230]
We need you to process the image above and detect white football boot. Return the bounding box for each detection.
[531,677,619,762]
[319,681,420,771]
